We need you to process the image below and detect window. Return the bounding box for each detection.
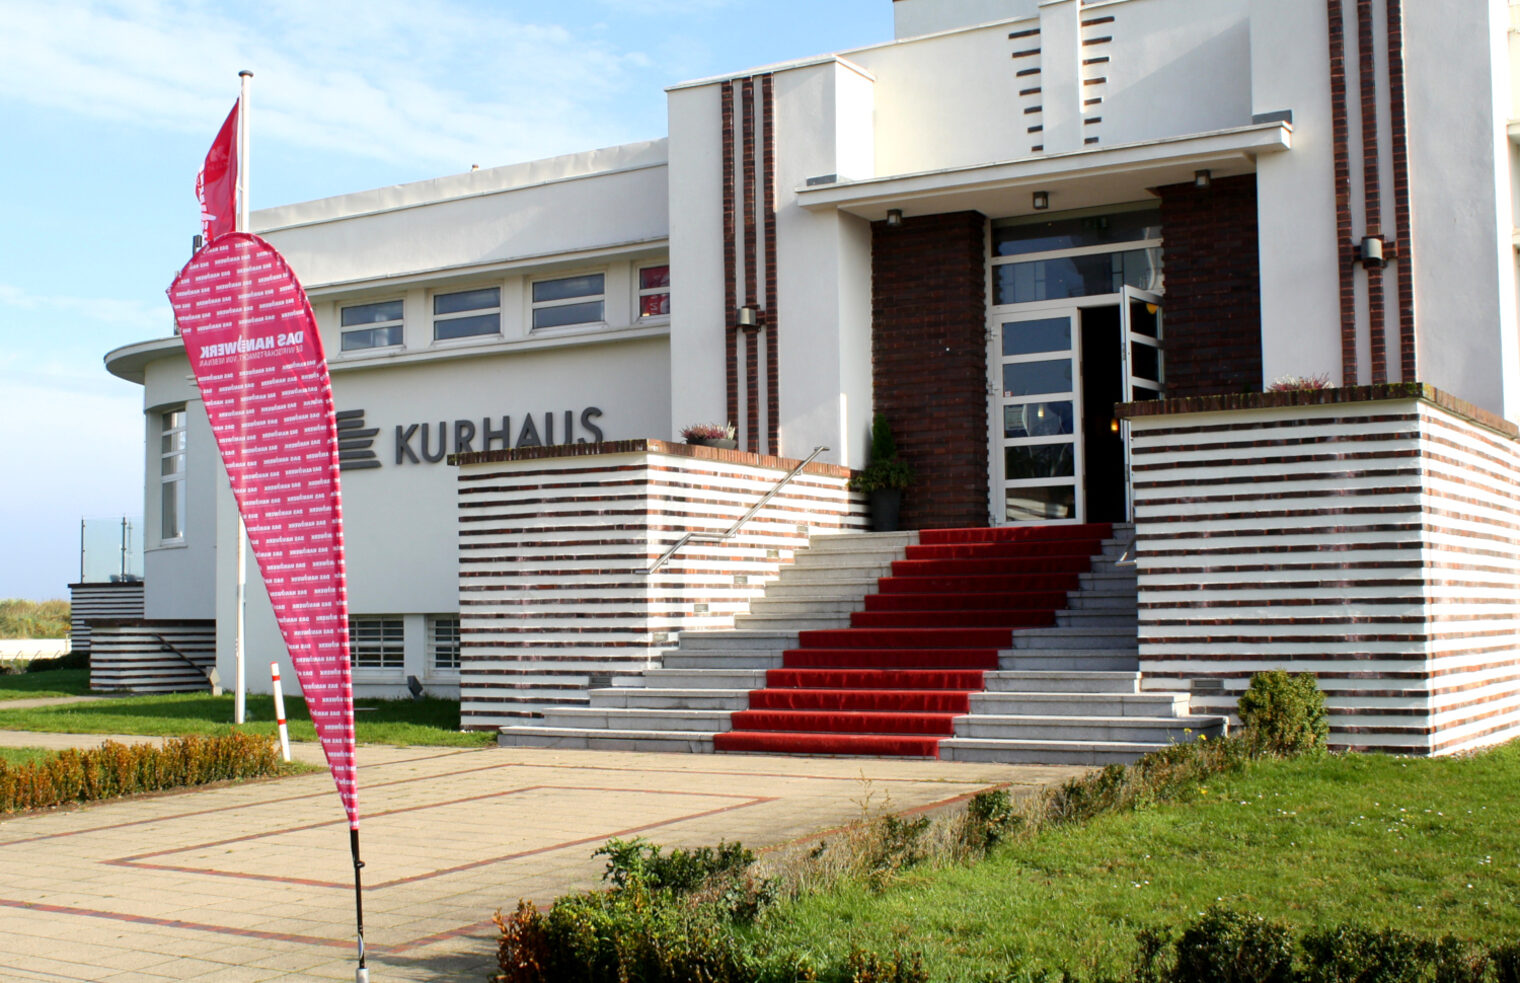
[159,409,186,542]
[428,615,460,671]
[434,287,500,340]
[340,300,404,351]
[531,273,604,329]
[637,265,670,318]
[349,617,404,670]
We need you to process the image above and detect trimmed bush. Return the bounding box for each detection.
[1238,670,1330,755]
[1169,907,1295,983]
[0,732,281,813]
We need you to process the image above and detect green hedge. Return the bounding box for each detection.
[0,732,281,813]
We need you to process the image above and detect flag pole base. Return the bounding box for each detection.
[355,969,369,983]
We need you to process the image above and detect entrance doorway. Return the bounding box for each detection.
[989,287,1163,524]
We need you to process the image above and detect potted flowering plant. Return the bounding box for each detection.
[681,422,738,449]
[849,413,913,531]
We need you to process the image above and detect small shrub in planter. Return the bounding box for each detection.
[1237,670,1329,756]
[681,422,737,448]
[851,414,913,531]
[1266,373,1334,392]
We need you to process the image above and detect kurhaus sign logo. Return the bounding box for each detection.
[335,408,605,471]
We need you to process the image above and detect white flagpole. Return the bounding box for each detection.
[233,69,253,726]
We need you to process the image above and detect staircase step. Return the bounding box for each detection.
[903,539,1102,561]
[748,599,871,616]
[938,737,1165,766]
[733,615,854,631]
[730,709,958,735]
[1066,591,1140,611]
[799,627,1016,649]
[640,668,770,689]
[848,610,1057,629]
[784,648,1001,670]
[891,556,1095,577]
[804,532,918,553]
[539,707,732,731]
[863,590,1072,613]
[766,667,986,690]
[1007,627,1138,650]
[916,523,1113,545]
[714,731,941,757]
[677,630,798,651]
[953,714,1226,743]
[983,670,1140,693]
[967,691,1188,716]
[498,727,716,753]
[589,687,752,710]
[877,573,1082,594]
[748,688,973,714]
[1054,612,1137,628]
[662,650,785,670]
[998,650,1139,671]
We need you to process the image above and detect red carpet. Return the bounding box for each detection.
[713,523,1112,758]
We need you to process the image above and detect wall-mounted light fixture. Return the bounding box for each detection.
[736,306,759,330]
[1358,235,1385,269]
[886,208,903,228]
[1032,191,1050,211]
[1194,169,1212,190]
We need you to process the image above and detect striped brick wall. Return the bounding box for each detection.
[1122,385,1520,755]
[67,582,145,655]
[454,440,867,729]
[89,620,216,693]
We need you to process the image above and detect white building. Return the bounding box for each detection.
[98,0,1520,758]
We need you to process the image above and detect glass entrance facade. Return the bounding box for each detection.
[989,205,1165,524]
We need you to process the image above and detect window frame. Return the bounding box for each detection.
[432,286,502,342]
[339,298,405,353]
[530,271,606,331]
[158,408,187,545]
[636,263,670,321]
[427,615,461,674]
[348,616,405,671]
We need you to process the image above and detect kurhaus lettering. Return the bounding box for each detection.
[386,407,604,467]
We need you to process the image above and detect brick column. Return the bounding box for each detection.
[870,211,989,529]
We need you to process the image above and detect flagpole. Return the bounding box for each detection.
[233,69,252,726]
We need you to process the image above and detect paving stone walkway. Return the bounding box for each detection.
[0,733,1086,981]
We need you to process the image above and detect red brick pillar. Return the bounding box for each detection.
[871,211,989,529]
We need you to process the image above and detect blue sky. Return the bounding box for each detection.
[0,0,893,601]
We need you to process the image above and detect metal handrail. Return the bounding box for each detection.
[152,633,222,692]
[647,445,829,575]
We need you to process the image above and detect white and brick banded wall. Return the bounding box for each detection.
[1122,384,1520,755]
[67,582,145,655]
[89,620,216,693]
[452,440,867,730]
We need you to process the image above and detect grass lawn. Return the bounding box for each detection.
[0,747,56,767]
[0,691,494,748]
[751,745,1520,980]
[0,668,91,701]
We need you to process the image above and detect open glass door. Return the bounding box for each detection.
[993,308,1082,522]
[1120,287,1163,519]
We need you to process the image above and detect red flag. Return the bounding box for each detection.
[196,103,239,243]
[167,232,358,828]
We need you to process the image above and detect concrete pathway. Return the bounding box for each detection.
[0,734,1086,981]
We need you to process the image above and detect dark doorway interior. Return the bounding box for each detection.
[1080,306,1126,523]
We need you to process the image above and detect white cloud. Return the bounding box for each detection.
[0,0,669,171]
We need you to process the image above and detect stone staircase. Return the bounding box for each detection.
[497,524,1227,764]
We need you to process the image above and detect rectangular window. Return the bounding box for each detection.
[428,615,460,671]
[341,300,404,351]
[433,287,501,341]
[349,616,404,670]
[531,273,605,329]
[160,409,186,542]
[637,264,670,318]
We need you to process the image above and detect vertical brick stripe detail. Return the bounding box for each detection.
[1357,0,1386,384]
[68,581,145,655]
[763,75,779,456]
[1327,0,1357,385]
[721,82,738,430]
[870,212,989,529]
[89,620,215,693]
[1129,398,1520,756]
[742,79,760,452]
[455,446,867,728]
[1157,175,1262,397]
[1386,0,1416,381]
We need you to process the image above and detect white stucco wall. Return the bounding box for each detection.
[140,354,217,621]
[1404,0,1516,417]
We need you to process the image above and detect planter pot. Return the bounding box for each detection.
[686,437,738,449]
[869,489,903,532]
